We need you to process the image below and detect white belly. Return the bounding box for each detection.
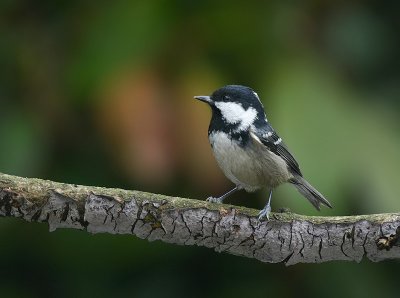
[209,131,291,191]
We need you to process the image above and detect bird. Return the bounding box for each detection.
[194,85,332,220]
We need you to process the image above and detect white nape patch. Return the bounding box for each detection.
[252,91,268,122]
[252,91,259,100]
[215,102,257,131]
[273,138,282,145]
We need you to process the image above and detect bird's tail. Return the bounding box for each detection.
[289,175,332,210]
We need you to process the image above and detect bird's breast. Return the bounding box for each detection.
[209,131,291,191]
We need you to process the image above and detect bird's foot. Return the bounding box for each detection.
[258,204,271,221]
[206,196,224,204]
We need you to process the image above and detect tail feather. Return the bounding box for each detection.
[289,176,332,210]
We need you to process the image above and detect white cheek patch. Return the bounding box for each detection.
[215,102,258,131]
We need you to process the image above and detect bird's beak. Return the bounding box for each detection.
[194,95,213,105]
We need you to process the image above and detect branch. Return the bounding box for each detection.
[0,173,399,265]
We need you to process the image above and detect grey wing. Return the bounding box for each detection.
[250,125,303,177]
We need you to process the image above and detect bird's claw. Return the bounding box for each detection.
[258,205,271,221]
[206,196,223,204]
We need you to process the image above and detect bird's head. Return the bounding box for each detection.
[195,85,266,130]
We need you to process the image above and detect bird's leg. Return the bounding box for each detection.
[258,189,273,221]
[206,186,239,204]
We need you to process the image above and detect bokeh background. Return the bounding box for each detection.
[1,1,399,297]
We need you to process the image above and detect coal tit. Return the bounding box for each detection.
[195,85,332,220]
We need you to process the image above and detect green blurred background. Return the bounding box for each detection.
[1,1,399,297]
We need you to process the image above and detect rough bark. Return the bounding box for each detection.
[0,172,399,265]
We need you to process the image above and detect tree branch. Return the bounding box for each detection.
[0,172,399,265]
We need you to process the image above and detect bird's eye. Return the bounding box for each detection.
[223,95,230,101]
